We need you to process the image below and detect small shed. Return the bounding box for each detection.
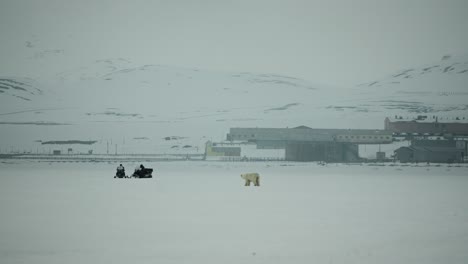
[376,151,386,161]
[394,147,414,163]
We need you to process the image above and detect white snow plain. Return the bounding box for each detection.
[1,161,468,264]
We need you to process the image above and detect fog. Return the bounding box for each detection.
[1,0,467,86]
[1,0,468,153]
[2,1,468,263]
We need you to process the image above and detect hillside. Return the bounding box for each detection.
[348,54,468,115]
[1,55,467,154]
[0,77,42,102]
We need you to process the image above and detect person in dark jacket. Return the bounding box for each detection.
[115,164,125,178]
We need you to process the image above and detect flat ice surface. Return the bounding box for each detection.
[1,161,468,264]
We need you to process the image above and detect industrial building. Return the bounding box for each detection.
[394,139,466,163]
[226,126,392,162]
[385,116,468,135]
[204,141,241,158]
[284,141,359,162]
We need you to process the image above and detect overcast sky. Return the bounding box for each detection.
[1,0,467,87]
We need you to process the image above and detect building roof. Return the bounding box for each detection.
[386,116,468,124]
[230,127,392,135]
[396,146,462,153]
[229,127,392,143]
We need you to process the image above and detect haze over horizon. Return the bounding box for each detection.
[2,3,468,264]
[1,0,468,87]
[1,0,468,154]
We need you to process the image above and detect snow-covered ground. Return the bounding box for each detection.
[1,161,467,264]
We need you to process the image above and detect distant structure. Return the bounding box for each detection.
[385,116,468,136]
[227,126,392,162]
[376,151,386,161]
[395,140,466,163]
[205,141,241,159]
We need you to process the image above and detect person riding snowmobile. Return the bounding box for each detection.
[115,164,126,178]
[132,164,152,178]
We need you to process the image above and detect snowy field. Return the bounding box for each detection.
[1,161,468,264]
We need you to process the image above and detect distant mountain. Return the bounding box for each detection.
[1,55,467,154]
[0,77,42,101]
[0,59,330,154]
[332,54,468,116]
[359,54,468,88]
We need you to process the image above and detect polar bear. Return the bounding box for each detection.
[241,173,260,186]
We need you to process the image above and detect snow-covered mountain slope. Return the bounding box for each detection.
[0,59,333,153]
[343,54,468,115]
[0,77,42,102]
[1,55,467,154]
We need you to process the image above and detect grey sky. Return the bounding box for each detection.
[1,0,467,87]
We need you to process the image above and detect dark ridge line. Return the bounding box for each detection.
[374,100,422,104]
[265,103,300,111]
[248,78,310,89]
[0,121,70,126]
[86,111,141,117]
[0,79,41,94]
[257,74,301,80]
[0,79,28,86]
[13,95,31,101]
[326,105,357,109]
[0,83,28,92]
[41,140,97,145]
[393,69,414,78]
[0,108,67,116]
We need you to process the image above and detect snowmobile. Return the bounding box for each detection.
[132,168,153,178]
[114,169,127,178]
